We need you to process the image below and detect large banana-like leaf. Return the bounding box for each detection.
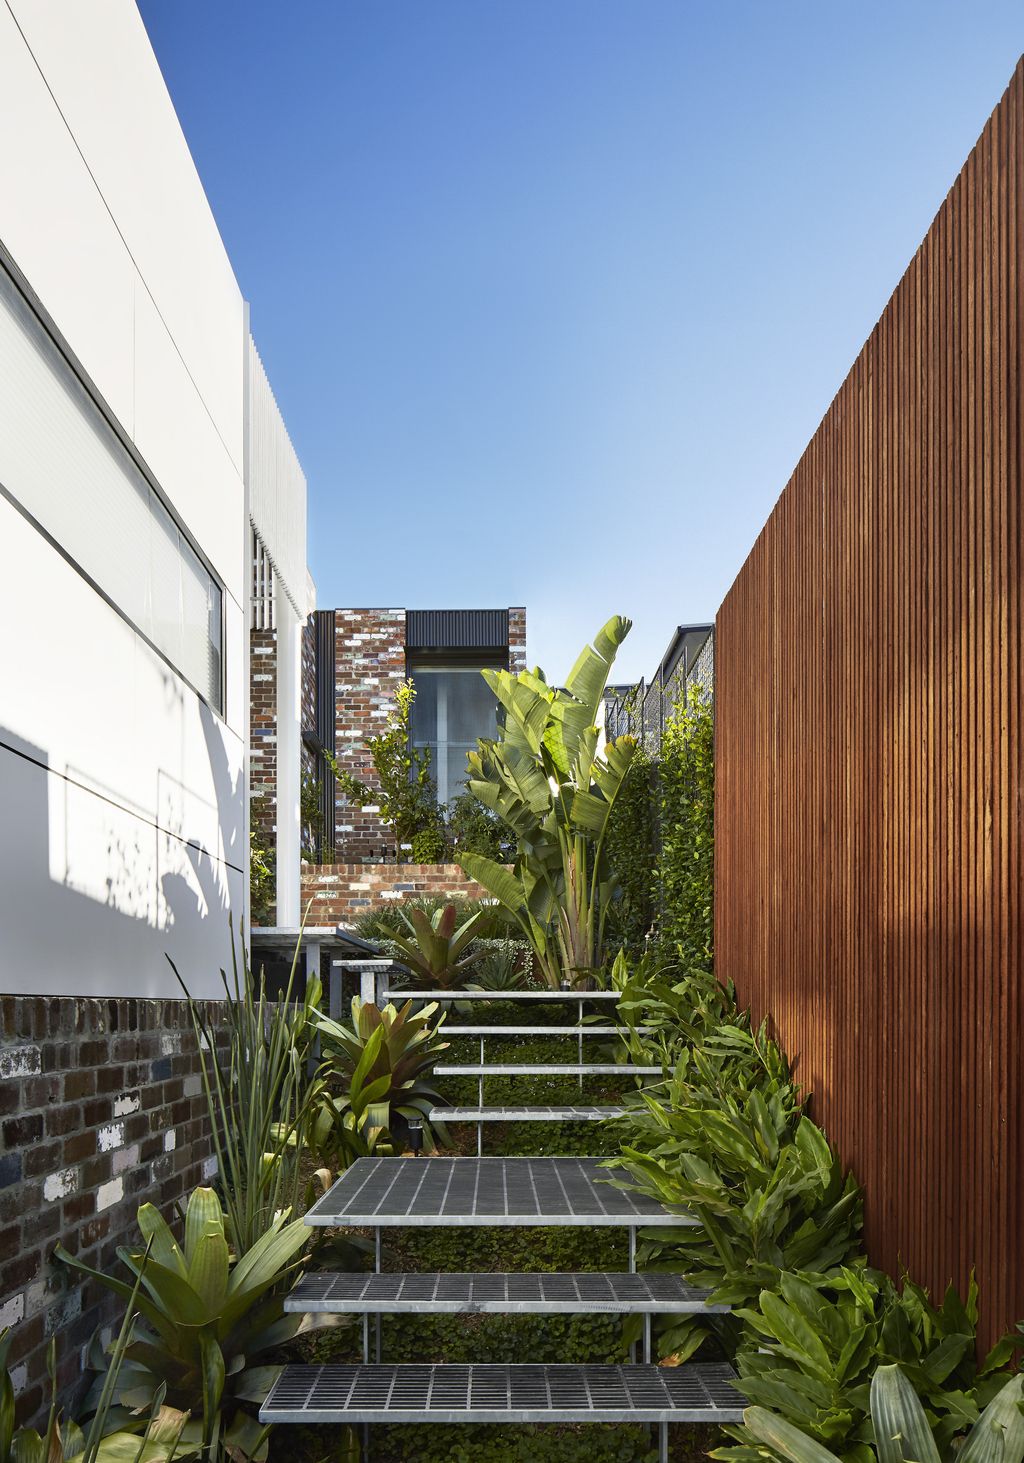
[459,853,527,912]
[563,616,631,722]
[869,1365,942,1463]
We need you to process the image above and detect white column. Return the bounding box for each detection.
[275,573,302,927]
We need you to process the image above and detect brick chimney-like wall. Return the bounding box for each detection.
[333,609,406,861]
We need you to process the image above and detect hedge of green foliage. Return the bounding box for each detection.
[657,685,714,965]
[605,743,657,954]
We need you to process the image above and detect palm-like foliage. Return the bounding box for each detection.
[56,1189,318,1463]
[459,616,637,987]
[314,997,449,1147]
[387,903,489,989]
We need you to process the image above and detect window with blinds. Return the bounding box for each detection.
[0,259,224,712]
[408,667,499,805]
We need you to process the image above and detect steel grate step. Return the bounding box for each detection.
[434,1064,662,1076]
[260,1363,744,1424]
[303,1157,694,1228]
[382,989,622,1002]
[443,1026,653,1037]
[432,1104,629,1122]
[286,1271,727,1314]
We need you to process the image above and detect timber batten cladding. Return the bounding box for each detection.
[715,58,1024,1347]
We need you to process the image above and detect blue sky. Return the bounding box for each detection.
[140,1,1024,683]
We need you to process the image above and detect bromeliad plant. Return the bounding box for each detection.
[386,903,491,990]
[460,616,638,988]
[313,996,449,1152]
[57,1189,322,1463]
[729,1362,1024,1463]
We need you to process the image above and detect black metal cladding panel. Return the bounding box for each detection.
[260,1363,745,1422]
[303,1157,692,1226]
[406,608,509,650]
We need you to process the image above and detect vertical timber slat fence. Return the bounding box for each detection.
[715,59,1024,1349]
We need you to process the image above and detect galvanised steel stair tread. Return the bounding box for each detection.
[382,989,621,1002]
[286,1271,727,1314]
[432,1104,630,1121]
[304,1156,695,1228]
[434,1063,662,1076]
[260,1362,744,1424]
[443,1025,653,1036]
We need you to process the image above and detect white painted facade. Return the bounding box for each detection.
[0,1,305,997]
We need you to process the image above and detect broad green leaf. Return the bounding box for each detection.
[740,1406,843,1463]
[869,1365,941,1463]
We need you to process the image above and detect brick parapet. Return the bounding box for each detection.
[301,863,497,924]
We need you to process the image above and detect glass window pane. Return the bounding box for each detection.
[408,674,437,742]
[446,671,498,742]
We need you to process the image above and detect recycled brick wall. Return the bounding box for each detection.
[249,627,277,847]
[333,609,406,861]
[509,606,527,672]
[301,863,496,925]
[715,60,1024,1348]
[0,995,225,1427]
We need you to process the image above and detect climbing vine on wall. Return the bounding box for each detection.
[658,683,714,967]
[604,744,656,955]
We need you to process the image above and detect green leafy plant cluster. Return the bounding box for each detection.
[249,806,275,925]
[460,617,638,987]
[604,742,657,955]
[734,1363,1024,1463]
[658,683,714,966]
[353,894,493,945]
[605,949,1021,1456]
[313,996,450,1154]
[719,1271,1018,1463]
[58,1189,325,1463]
[331,680,446,861]
[385,903,491,989]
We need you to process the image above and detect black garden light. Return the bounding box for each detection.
[407,1118,424,1156]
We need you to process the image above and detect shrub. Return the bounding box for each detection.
[604,744,657,956]
[658,682,714,965]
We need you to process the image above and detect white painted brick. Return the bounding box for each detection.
[112,1143,139,1175]
[113,1092,140,1117]
[96,1177,123,1211]
[10,1364,27,1397]
[163,1130,177,1152]
[201,1155,219,1181]
[0,1046,41,1079]
[160,1034,182,1056]
[183,1074,202,1098]
[97,1121,125,1153]
[0,1294,24,1328]
[43,1167,79,1202]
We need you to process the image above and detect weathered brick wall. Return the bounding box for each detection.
[509,606,527,672]
[333,610,406,861]
[0,995,224,1426]
[301,863,496,925]
[250,627,277,847]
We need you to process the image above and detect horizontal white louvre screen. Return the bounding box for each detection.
[0,261,223,711]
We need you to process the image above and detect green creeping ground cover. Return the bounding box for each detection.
[657,684,715,968]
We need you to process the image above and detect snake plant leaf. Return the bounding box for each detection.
[740,1406,843,1463]
[870,1364,942,1463]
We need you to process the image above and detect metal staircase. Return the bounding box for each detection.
[263,984,742,1459]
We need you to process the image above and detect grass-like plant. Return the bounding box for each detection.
[169,919,320,1255]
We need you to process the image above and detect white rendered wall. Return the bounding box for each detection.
[0,1,249,996]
